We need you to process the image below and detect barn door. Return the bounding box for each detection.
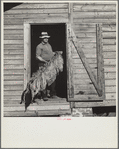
[66,24,105,102]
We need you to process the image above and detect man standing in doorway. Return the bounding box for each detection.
[36,32,57,101]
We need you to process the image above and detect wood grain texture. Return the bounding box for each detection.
[73,4,116,12]
[4,35,23,40]
[4,109,71,117]
[4,81,23,85]
[11,3,68,9]
[4,9,68,14]
[73,19,116,24]
[4,29,23,35]
[71,29,101,96]
[74,99,116,108]
[103,45,116,52]
[4,85,23,90]
[4,91,22,96]
[4,70,24,75]
[66,24,74,98]
[4,25,23,29]
[4,54,24,59]
[103,52,116,59]
[103,32,116,39]
[4,40,24,45]
[4,75,24,80]
[4,60,24,64]
[4,50,24,54]
[103,39,116,45]
[102,25,116,32]
[4,13,68,19]
[73,12,116,19]
[4,45,24,49]
[4,64,24,69]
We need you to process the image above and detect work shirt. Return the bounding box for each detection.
[36,42,54,61]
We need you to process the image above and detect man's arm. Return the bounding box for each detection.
[36,55,47,63]
[36,45,47,63]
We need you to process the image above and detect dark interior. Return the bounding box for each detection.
[31,24,67,98]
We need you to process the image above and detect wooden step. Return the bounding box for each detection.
[4,109,71,117]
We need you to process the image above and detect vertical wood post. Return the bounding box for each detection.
[24,23,31,90]
[68,3,75,108]
[96,24,105,98]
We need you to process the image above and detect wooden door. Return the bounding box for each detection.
[66,24,105,102]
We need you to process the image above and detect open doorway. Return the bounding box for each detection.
[31,24,67,98]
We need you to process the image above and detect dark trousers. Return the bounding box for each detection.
[42,81,56,98]
[38,61,56,98]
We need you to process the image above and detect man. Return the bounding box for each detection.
[36,32,57,101]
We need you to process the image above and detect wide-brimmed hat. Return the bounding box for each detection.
[39,32,50,38]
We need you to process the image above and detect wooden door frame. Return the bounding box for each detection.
[24,19,68,90]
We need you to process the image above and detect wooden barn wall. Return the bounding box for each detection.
[4,2,116,107]
[4,3,69,105]
[72,2,116,102]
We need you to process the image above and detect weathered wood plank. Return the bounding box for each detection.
[4,40,24,45]
[105,80,116,86]
[4,91,22,96]
[105,86,116,93]
[4,85,23,90]
[74,27,96,32]
[73,58,97,64]
[73,49,96,55]
[73,63,96,69]
[4,95,20,100]
[4,13,68,19]
[4,81,23,85]
[4,18,23,25]
[103,52,116,59]
[4,29,23,35]
[4,9,68,14]
[104,59,116,65]
[72,95,103,101]
[4,35,23,40]
[4,25,23,29]
[103,32,116,39]
[4,109,71,117]
[106,93,116,100]
[4,54,24,59]
[11,3,68,9]
[4,104,70,111]
[4,75,24,80]
[96,24,105,98]
[74,99,116,108]
[4,60,24,64]
[74,90,97,95]
[73,4,116,12]
[73,23,96,28]
[67,24,74,98]
[74,84,97,91]
[105,72,116,79]
[74,32,96,37]
[73,68,97,74]
[73,19,116,24]
[103,39,116,45]
[4,98,68,105]
[73,2,116,5]
[71,29,101,96]
[103,45,116,52]
[4,64,24,69]
[75,37,96,42]
[104,67,116,72]
[102,25,116,32]
[72,53,96,58]
[73,12,116,19]
[4,49,24,54]
[4,70,24,75]
[4,44,24,49]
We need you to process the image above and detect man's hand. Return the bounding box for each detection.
[36,55,47,63]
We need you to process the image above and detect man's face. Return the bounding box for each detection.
[42,38,48,43]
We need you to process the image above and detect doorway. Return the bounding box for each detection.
[31,24,67,98]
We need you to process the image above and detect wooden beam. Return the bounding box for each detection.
[66,24,74,98]
[96,24,105,99]
[71,28,102,97]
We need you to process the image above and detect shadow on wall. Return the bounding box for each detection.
[4,3,22,12]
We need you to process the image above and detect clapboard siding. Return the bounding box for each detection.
[3,2,116,116]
